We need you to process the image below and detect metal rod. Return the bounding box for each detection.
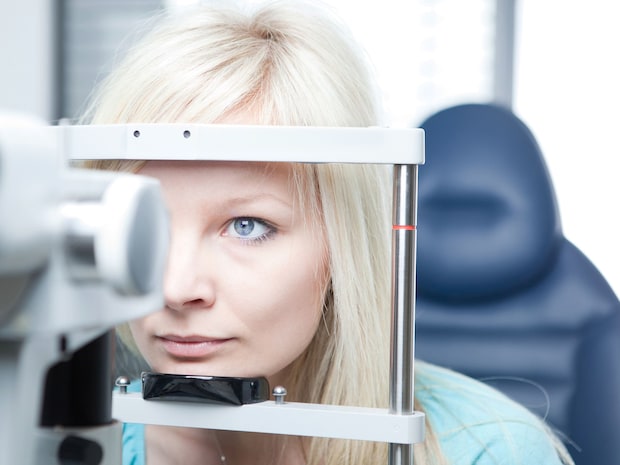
[389,164,419,465]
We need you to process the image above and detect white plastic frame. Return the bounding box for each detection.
[63,123,424,164]
[66,123,425,460]
[113,392,425,444]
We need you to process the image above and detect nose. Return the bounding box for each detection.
[163,231,215,312]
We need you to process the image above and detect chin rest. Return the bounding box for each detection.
[414,103,620,465]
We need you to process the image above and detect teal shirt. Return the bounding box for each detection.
[121,363,567,465]
[415,362,566,464]
[122,381,146,465]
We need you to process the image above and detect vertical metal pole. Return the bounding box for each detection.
[388,164,418,465]
[493,0,516,108]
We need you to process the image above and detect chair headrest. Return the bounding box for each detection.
[417,103,562,301]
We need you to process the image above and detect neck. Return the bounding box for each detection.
[145,425,306,465]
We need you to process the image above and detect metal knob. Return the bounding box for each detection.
[272,386,287,405]
[115,375,131,394]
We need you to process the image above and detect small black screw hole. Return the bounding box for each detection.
[133,130,140,138]
[183,130,191,139]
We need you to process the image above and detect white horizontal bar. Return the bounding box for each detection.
[113,392,425,444]
[63,124,425,164]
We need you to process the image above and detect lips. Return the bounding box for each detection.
[157,334,232,358]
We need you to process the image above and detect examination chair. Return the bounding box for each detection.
[414,103,620,465]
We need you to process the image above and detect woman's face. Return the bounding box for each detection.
[131,161,328,386]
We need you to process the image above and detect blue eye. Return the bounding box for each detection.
[234,219,255,236]
[226,217,274,242]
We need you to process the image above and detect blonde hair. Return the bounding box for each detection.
[82,0,379,127]
[82,2,572,465]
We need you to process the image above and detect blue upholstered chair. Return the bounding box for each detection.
[415,103,620,465]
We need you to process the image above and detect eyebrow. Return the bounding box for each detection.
[215,192,293,210]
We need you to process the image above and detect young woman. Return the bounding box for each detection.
[82,1,574,464]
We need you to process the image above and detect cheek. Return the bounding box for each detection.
[127,318,154,363]
[236,270,324,336]
[249,246,327,346]
[245,295,323,378]
[229,237,327,362]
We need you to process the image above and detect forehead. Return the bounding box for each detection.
[139,160,323,231]
[137,160,322,218]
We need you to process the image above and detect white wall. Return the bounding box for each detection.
[514,1,620,295]
[327,0,495,128]
[0,0,55,122]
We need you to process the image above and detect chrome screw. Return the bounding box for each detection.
[272,386,287,405]
[115,376,131,394]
